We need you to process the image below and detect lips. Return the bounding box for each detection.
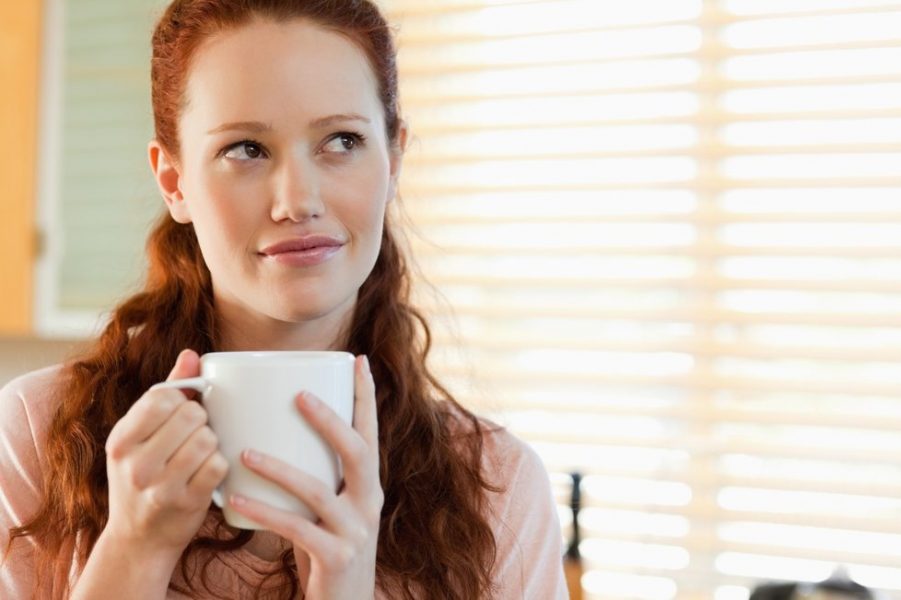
[259,235,346,256]
[258,234,346,268]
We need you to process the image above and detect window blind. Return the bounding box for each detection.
[382,1,901,598]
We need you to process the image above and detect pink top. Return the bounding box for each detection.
[0,365,567,599]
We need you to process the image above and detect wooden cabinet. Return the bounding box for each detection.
[0,2,42,335]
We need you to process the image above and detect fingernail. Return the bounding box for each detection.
[231,494,246,506]
[298,391,319,409]
[244,449,261,464]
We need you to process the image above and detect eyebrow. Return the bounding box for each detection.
[311,113,371,128]
[206,113,371,135]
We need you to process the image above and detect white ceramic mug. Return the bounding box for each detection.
[150,351,355,530]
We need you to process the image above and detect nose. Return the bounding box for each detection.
[270,154,324,222]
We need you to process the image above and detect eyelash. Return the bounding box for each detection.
[219,131,368,160]
[220,139,267,160]
[332,130,367,152]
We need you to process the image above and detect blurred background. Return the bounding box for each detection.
[2,1,901,599]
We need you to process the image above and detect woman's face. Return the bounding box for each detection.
[151,18,403,339]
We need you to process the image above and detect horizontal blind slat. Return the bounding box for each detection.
[389,0,901,597]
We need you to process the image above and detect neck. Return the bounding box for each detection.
[214,296,356,352]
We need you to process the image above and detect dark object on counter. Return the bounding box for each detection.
[564,472,583,600]
[750,568,873,600]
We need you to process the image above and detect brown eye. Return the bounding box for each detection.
[223,141,265,160]
[322,132,366,155]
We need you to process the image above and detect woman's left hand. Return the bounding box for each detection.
[229,355,382,600]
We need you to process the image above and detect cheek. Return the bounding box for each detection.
[340,200,385,275]
[361,203,388,269]
[334,168,389,237]
[355,189,388,243]
[188,176,258,253]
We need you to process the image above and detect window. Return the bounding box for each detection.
[35,0,167,335]
[382,1,901,598]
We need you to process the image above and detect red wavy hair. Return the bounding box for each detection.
[4,1,500,598]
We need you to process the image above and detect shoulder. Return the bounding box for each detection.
[443,405,551,501]
[0,365,69,469]
[445,406,544,477]
[481,419,552,512]
[0,365,69,600]
[481,417,542,474]
[1,364,68,424]
[443,406,568,598]
[2,364,68,401]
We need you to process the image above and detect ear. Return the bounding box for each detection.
[386,120,408,204]
[148,140,191,224]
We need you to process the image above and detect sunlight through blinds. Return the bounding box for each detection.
[382,1,901,598]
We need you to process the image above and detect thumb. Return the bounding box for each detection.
[166,349,201,398]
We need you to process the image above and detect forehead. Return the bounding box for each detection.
[181,18,383,132]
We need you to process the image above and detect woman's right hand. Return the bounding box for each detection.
[101,348,229,558]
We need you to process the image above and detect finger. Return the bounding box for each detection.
[165,424,219,481]
[240,449,348,534]
[155,425,220,498]
[137,400,209,469]
[166,348,201,400]
[107,349,201,455]
[295,392,375,492]
[353,355,379,449]
[186,450,229,498]
[106,388,184,458]
[228,493,334,559]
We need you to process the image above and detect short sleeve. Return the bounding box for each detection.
[485,429,569,599]
[0,367,64,599]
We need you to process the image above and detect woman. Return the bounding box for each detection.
[0,1,566,598]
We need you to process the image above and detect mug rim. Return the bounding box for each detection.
[200,351,355,363]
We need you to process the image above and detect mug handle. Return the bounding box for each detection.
[148,377,225,507]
